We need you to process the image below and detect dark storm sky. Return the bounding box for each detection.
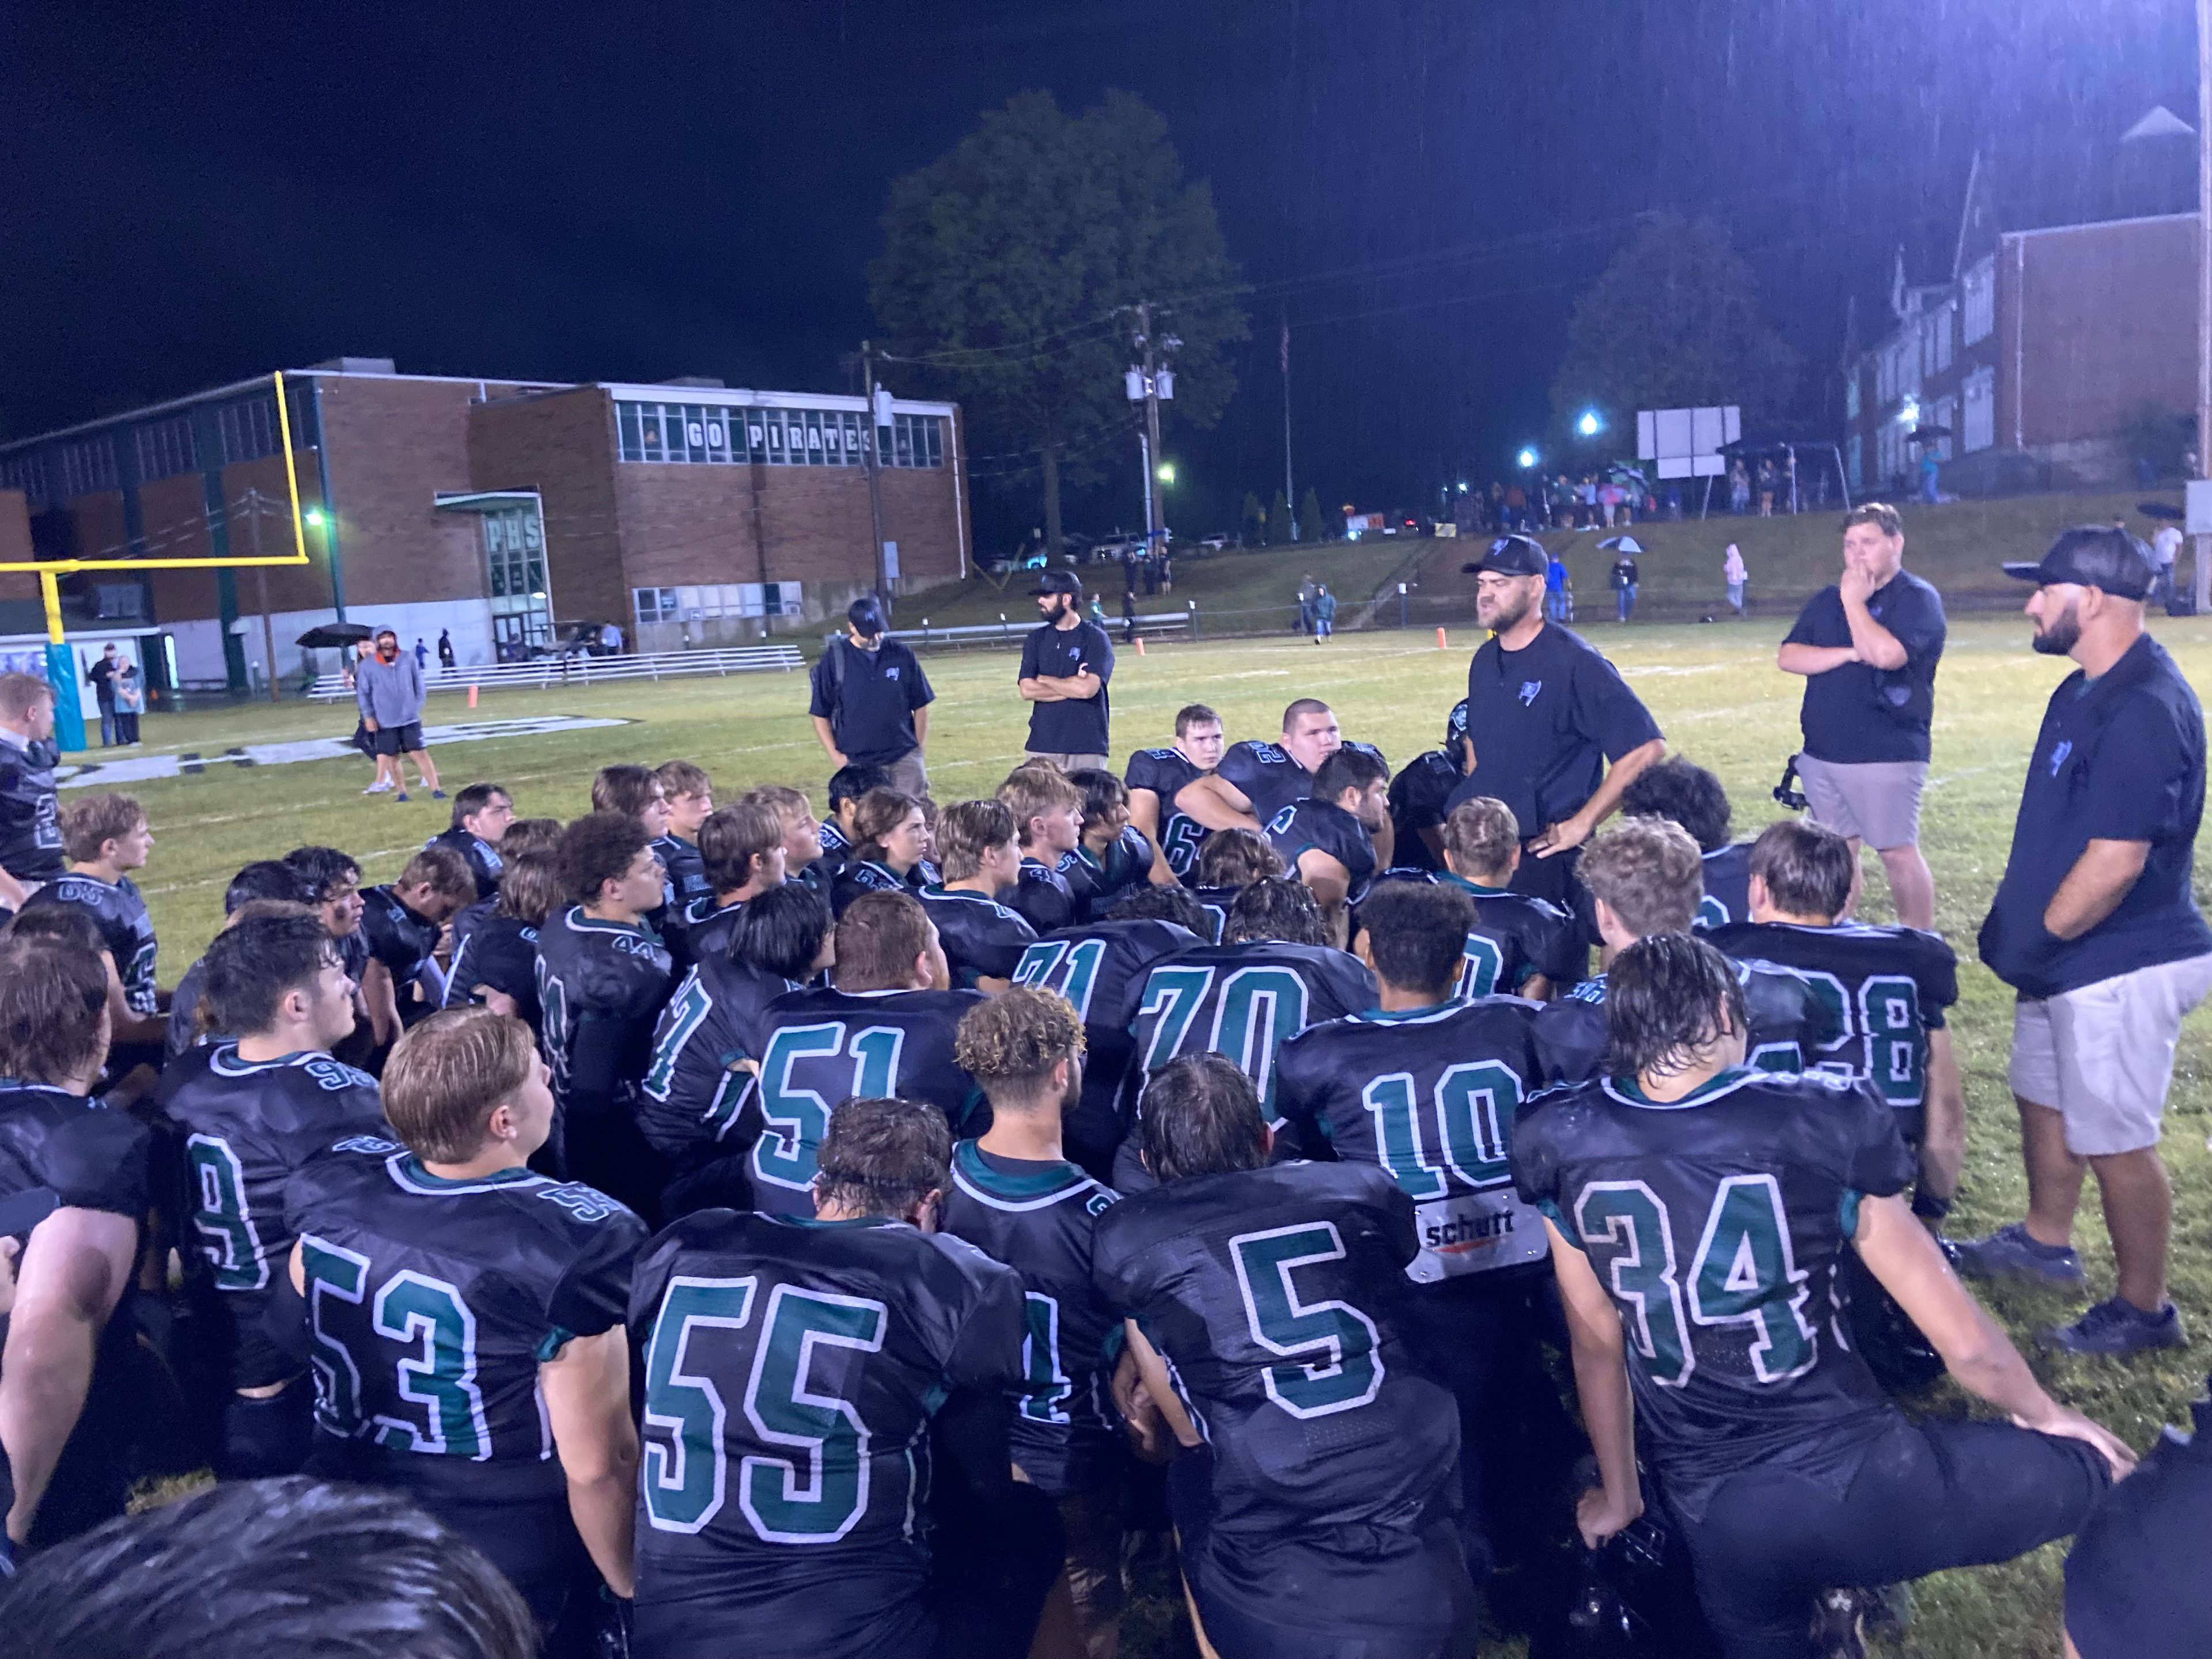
[2,0,2194,547]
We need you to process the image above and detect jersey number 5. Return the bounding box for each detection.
[751,1022,906,1194]
[1229,1222,1384,1419]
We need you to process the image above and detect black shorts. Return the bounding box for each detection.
[372,721,425,756]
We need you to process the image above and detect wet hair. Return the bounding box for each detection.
[1619,756,1732,853]
[4,902,106,957]
[58,793,145,863]
[1173,703,1221,736]
[1225,877,1326,947]
[382,1007,537,1165]
[1576,817,1703,938]
[492,849,565,927]
[1195,827,1284,888]
[0,1475,535,1659]
[590,764,664,821]
[827,763,892,813]
[1310,745,1385,806]
[1355,881,1474,997]
[1841,501,1903,540]
[834,890,934,992]
[555,812,654,906]
[449,782,510,832]
[1067,768,1130,834]
[284,846,361,902]
[225,860,314,914]
[1748,817,1855,922]
[934,798,1018,882]
[953,988,1086,1103]
[997,767,1082,845]
[1140,1054,1268,1183]
[850,789,924,863]
[815,1095,950,1218]
[729,882,834,981]
[1604,933,1748,1081]
[653,759,713,801]
[0,671,56,719]
[396,844,475,903]
[699,802,784,894]
[1108,885,1210,935]
[0,935,108,1085]
[204,914,342,1039]
[1442,797,1519,878]
[497,817,564,857]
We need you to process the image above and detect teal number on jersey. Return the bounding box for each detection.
[1229,1222,1384,1418]
[1359,1060,1518,1200]
[740,1285,889,1543]
[1161,814,1206,877]
[1013,937,1109,1021]
[535,961,571,1093]
[642,1275,757,1533]
[1687,1176,1817,1381]
[1695,893,1728,930]
[185,1133,266,1291]
[1210,964,1310,1121]
[1574,1182,1693,1387]
[1455,931,1506,998]
[643,971,713,1102]
[372,1271,490,1459]
[1020,1291,1074,1424]
[1859,975,1925,1107]
[299,1234,370,1435]
[1137,965,1215,1072]
[752,1022,906,1194]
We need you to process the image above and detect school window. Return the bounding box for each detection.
[634,582,798,626]
[213,390,310,465]
[1844,372,1860,421]
[1962,367,1995,453]
[1934,304,1953,373]
[134,416,198,482]
[614,400,943,469]
[1846,433,1863,491]
[58,437,120,499]
[0,452,50,510]
[1962,257,1995,344]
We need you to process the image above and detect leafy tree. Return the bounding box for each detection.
[1270,488,1293,546]
[1550,215,1801,431]
[871,92,1248,558]
[1241,491,1267,546]
[1300,487,1326,543]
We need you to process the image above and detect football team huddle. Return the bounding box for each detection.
[0,516,2203,1659]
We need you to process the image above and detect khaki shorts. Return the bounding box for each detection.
[1796,754,1927,851]
[881,751,931,801]
[1025,751,1109,774]
[2008,952,2212,1156]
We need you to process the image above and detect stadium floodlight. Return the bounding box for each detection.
[1457,481,1469,493]
[1516,446,1539,469]
[1577,410,1603,438]
[1156,463,1175,484]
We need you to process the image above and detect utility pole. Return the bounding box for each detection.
[245,487,280,703]
[1126,304,1177,558]
[861,340,893,618]
[1281,310,1298,541]
[2196,0,2212,612]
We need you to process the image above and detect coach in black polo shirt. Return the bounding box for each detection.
[1017,569,1114,770]
[809,597,935,799]
[1957,525,2212,1359]
[1446,535,1665,927]
[1778,501,1946,930]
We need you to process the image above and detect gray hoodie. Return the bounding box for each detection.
[355,650,425,727]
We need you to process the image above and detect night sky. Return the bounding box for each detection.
[3,0,2194,550]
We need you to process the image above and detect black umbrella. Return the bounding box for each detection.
[296,622,373,649]
[2138,500,2186,521]
[1908,423,1953,444]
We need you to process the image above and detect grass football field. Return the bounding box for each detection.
[91,616,2212,1658]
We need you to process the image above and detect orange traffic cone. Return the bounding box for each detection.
[1436,627,1448,650]
[1135,637,1146,656]
[468,684,479,708]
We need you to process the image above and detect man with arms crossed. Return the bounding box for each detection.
[1125,702,1225,881]
[1777,503,1945,930]
[1019,571,1115,771]
[1177,698,1393,866]
[1957,526,2212,1355]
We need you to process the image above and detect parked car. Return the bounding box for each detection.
[1194,532,1232,552]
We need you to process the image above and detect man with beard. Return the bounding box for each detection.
[1446,536,1665,939]
[1017,571,1115,771]
[1957,525,2212,1357]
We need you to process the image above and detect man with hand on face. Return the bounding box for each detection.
[1126,702,1225,882]
[1446,535,1665,940]
[1264,744,1390,923]
[1778,502,1946,931]
[1018,571,1115,771]
[1957,526,2212,1358]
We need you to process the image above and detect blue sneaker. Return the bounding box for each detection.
[430,789,448,800]
[2041,1297,2187,1357]
[1951,1222,2085,1287]
[393,791,409,802]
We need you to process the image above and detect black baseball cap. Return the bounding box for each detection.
[846,597,887,637]
[1461,535,1548,577]
[2002,525,2154,600]
[1029,569,1084,597]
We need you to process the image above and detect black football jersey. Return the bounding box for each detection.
[638,956,801,1168]
[1385,749,1463,874]
[1128,940,1378,1123]
[1125,747,1209,878]
[1091,1160,1459,1548]
[1365,871,1584,997]
[426,828,503,902]
[743,986,987,1215]
[285,1139,645,1503]
[653,834,712,911]
[22,873,158,1015]
[916,885,1037,987]
[448,895,496,967]
[668,893,745,976]
[359,887,440,1021]
[166,955,211,1059]
[938,1141,1123,1497]
[1004,856,1079,935]
[533,906,674,1112]
[1013,918,1205,1152]
[629,1209,1024,1655]
[1533,961,1845,1088]
[1275,998,1549,1282]
[157,1045,385,1388]
[1184,884,1240,944]
[1213,739,1313,827]
[1695,843,1755,930]
[1064,828,1154,923]
[828,857,918,918]
[1703,921,1959,1116]
[0,735,64,882]
[443,913,542,1031]
[1264,798,1377,905]
[1510,1066,1917,1518]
